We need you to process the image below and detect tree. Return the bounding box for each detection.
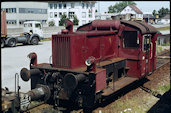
[158,7,170,18]
[48,20,55,27]
[59,14,68,26]
[152,9,157,17]
[108,1,136,13]
[73,15,79,25]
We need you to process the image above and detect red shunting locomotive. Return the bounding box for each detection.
[20,19,159,109]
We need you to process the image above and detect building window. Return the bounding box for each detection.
[82,12,86,18]
[63,3,66,9]
[59,12,62,18]
[63,12,67,16]
[41,20,46,24]
[71,3,75,8]
[7,20,17,25]
[50,12,53,18]
[50,4,53,9]
[54,12,57,18]
[82,3,85,9]
[82,20,86,25]
[19,20,25,25]
[4,8,16,13]
[59,4,62,9]
[19,8,47,14]
[123,31,139,48]
[86,3,89,9]
[89,12,92,18]
[54,4,57,9]
[69,12,75,19]
[6,9,8,13]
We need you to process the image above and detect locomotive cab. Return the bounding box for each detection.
[119,20,159,78]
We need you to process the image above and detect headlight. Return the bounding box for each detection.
[85,56,95,66]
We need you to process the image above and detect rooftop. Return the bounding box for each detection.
[162,14,170,19]
[143,14,155,19]
[128,5,143,14]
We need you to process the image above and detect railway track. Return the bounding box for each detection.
[156,49,170,69]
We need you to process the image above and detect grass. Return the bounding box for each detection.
[156,44,170,53]
[156,26,170,31]
[161,42,170,46]
[156,45,163,53]
[157,84,170,94]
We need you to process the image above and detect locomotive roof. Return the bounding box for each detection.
[77,20,158,35]
[120,20,158,34]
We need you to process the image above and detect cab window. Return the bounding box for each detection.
[143,34,151,52]
[24,24,27,27]
[28,23,32,27]
[35,23,41,29]
[123,31,139,48]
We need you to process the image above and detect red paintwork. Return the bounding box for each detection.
[95,69,106,92]
[28,52,37,66]
[52,20,159,80]
[52,31,118,69]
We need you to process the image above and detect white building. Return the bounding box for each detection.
[1,2,48,28]
[47,1,96,26]
[95,12,120,20]
[161,14,170,24]
[120,5,143,20]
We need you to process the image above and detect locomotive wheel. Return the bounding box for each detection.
[8,38,16,47]
[1,39,5,48]
[31,37,38,45]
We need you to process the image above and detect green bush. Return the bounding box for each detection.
[48,20,55,27]
[73,16,79,25]
[59,14,68,26]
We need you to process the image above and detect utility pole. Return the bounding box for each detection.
[98,1,100,19]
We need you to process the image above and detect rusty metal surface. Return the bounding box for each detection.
[92,20,121,30]
[1,11,7,36]
[31,65,90,75]
[20,68,30,81]
[97,57,126,67]
[36,63,52,68]
[102,77,138,96]
[2,100,11,112]
[121,20,157,34]
[52,36,70,68]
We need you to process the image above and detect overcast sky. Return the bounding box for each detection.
[95,1,170,13]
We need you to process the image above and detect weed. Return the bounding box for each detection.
[157,26,170,31]
[157,84,170,93]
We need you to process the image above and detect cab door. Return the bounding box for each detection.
[34,23,43,37]
[142,34,151,75]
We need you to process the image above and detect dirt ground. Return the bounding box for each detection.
[93,63,170,113]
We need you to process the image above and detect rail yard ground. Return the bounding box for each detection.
[93,62,170,113]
